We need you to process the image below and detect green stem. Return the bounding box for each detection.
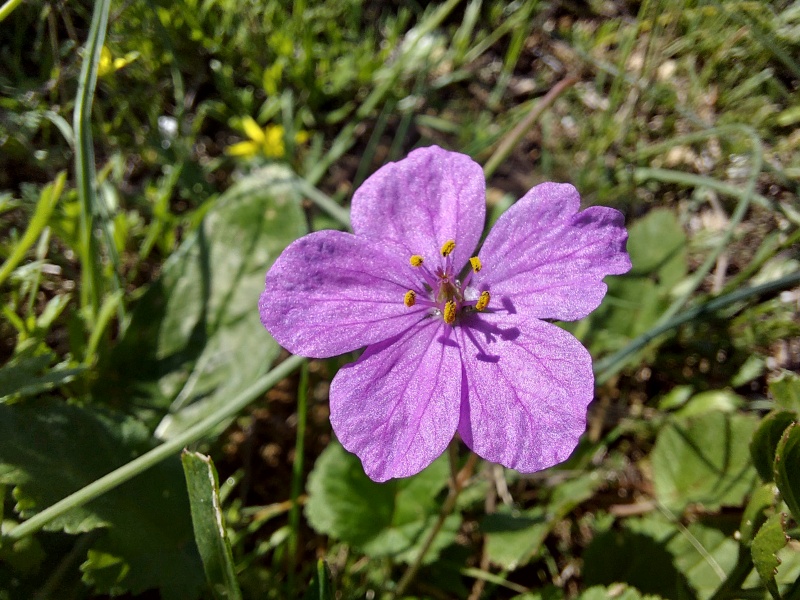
[4,355,305,542]
[594,270,800,383]
[0,0,22,22]
[287,362,308,595]
[392,444,476,598]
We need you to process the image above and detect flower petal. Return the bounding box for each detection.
[476,183,631,321]
[351,146,486,270]
[260,230,426,358]
[456,312,594,473]
[330,320,462,482]
[242,116,266,143]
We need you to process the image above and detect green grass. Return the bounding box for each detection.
[1,0,799,598]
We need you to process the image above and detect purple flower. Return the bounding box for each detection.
[260,146,631,482]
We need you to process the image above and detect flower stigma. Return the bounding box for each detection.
[403,239,490,325]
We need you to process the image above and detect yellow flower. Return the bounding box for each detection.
[97,46,139,77]
[226,117,309,160]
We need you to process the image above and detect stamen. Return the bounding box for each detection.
[443,300,457,324]
[409,255,424,267]
[475,291,490,311]
[469,257,482,272]
[404,290,416,307]
[440,240,456,257]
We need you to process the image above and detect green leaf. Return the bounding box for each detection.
[674,390,743,418]
[483,507,547,571]
[182,451,242,600]
[0,399,204,598]
[483,472,601,570]
[583,517,693,597]
[302,559,334,600]
[740,483,778,546]
[93,165,307,436]
[305,441,456,563]
[751,411,796,482]
[770,371,800,414]
[626,208,687,287]
[774,422,800,523]
[651,411,759,513]
[752,513,787,600]
[584,515,739,599]
[578,585,665,600]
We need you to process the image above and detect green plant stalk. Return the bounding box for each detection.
[594,270,800,384]
[634,167,772,210]
[74,0,110,319]
[0,172,66,287]
[634,124,763,327]
[3,354,305,542]
[287,362,308,596]
[392,443,475,598]
[0,0,22,22]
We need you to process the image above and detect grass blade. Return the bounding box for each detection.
[73,0,111,318]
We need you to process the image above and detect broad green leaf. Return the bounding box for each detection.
[774,422,800,523]
[583,517,693,597]
[578,585,664,600]
[305,441,456,563]
[93,165,306,435]
[752,513,787,600]
[484,472,600,570]
[674,390,743,418]
[182,451,242,600]
[584,515,739,599]
[740,483,778,546]
[651,411,759,513]
[0,399,204,598]
[483,507,547,571]
[769,371,800,413]
[751,411,796,482]
[626,208,687,288]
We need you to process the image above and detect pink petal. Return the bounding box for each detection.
[350,146,486,271]
[330,320,462,482]
[476,183,631,321]
[456,312,594,473]
[260,230,425,358]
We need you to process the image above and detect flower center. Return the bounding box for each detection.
[403,239,490,325]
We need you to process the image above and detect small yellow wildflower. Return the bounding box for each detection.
[226,116,309,160]
[97,46,139,77]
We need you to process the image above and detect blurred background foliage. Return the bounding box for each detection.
[1,0,799,598]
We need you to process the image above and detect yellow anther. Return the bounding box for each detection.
[443,300,457,324]
[475,291,490,311]
[469,256,482,272]
[409,255,424,267]
[404,290,416,307]
[440,240,456,257]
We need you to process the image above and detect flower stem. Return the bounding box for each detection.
[594,270,800,384]
[4,354,305,542]
[392,443,478,598]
